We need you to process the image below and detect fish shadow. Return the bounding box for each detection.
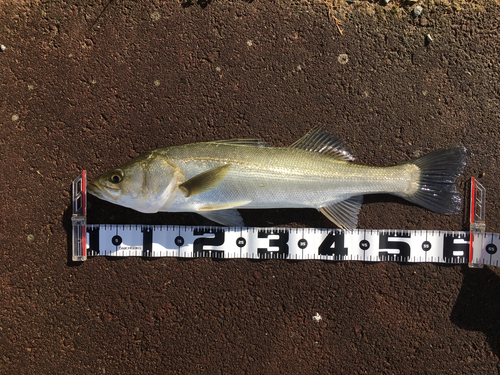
[64,193,466,265]
[450,266,500,356]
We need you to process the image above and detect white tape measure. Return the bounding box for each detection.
[72,172,497,268]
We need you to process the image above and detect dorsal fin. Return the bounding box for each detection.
[289,125,355,161]
[213,139,270,147]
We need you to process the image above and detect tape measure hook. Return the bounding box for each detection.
[71,171,87,261]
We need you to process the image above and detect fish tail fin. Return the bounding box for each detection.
[399,146,467,215]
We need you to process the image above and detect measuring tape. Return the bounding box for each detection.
[71,172,498,268]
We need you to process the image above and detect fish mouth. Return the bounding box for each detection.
[88,180,121,203]
[87,182,105,199]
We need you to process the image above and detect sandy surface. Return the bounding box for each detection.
[1,0,500,373]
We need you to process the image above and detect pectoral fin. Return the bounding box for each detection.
[179,164,231,197]
[319,196,363,230]
[197,209,245,227]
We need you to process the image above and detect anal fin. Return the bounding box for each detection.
[319,196,363,230]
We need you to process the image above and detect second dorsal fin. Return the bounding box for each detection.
[289,125,355,162]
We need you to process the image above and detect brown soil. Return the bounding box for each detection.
[1,0,500,373]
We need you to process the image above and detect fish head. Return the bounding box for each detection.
[88,152,180,213]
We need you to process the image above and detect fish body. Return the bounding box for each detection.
[89,127,467,229]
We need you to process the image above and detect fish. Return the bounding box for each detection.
[88,126,467,229]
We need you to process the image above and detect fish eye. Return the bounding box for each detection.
[110,170,123,183]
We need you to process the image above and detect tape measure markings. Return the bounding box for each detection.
[82,224,486,264]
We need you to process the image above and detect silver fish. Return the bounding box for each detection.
[88,126,467,229]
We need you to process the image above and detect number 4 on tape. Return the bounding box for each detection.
[71,173,497,267]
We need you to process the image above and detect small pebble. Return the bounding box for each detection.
[413,5,423,17]
[27,234,35,243]
[150,11,161,21]
[338,54,349,65]
[382,0,391,4]
[313,313,322,322]
[426,34,433,44]
[0,45,5,52]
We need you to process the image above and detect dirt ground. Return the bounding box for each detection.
[2,0,500,373]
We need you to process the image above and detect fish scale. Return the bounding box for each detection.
[169,148,412,206]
